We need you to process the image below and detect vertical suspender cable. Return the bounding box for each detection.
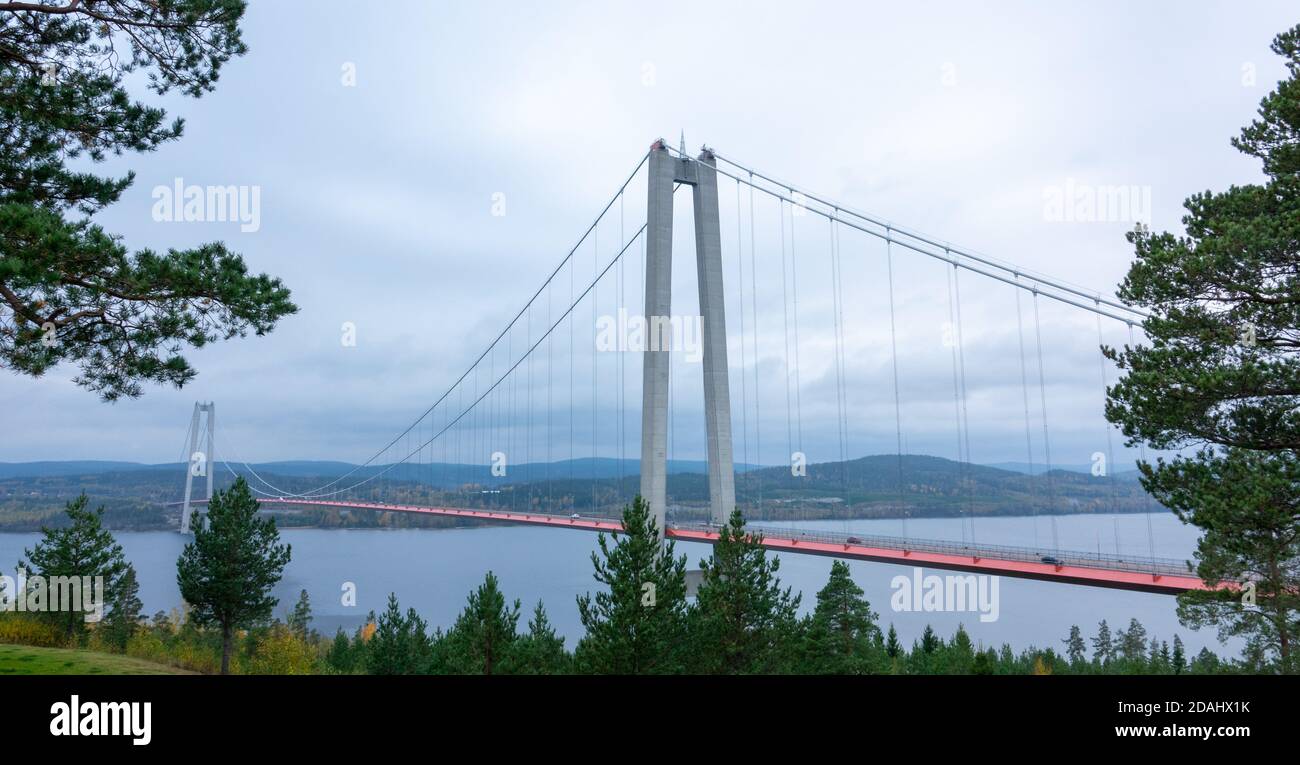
[736,179,750,512]
[618,192,625,507]
[1096,307,1119,518]
[569,242,575,503]
[1128,322,1157,570]
[779,199,794,485]
[1014,286,1039,550]
[790,193,804,459]
[944,257,968,544]
[885,232,907,540]
[1032,290,1059,553]
[592,219,599,514]
[749,175,763,512]
[952,263,976,545]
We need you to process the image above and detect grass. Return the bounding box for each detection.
[0,642,195,675]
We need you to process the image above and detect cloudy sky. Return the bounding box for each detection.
[3,0,1294,472]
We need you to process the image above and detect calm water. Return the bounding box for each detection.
[0,512,1234,657]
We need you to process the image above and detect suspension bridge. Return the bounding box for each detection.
[175,138,1217,596]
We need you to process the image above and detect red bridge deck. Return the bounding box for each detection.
[187,497,1214,595]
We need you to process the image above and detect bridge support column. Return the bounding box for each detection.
[692,152,736,527]
[639,140,736,539]
[180,401,215,533]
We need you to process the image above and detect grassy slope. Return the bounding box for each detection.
[0,642,194,675]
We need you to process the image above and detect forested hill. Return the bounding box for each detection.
[0,454,1153,531]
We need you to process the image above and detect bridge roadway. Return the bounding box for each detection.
[199,497,1215,595]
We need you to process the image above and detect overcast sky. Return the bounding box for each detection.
[3,0,1294,471]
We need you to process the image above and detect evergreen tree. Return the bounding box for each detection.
[1116,618,1149,667]
[0,1,296,400]
[22,493,127,640]
[176,477,291,674]
[366,593,431,675]
[1091,619,1114,665]
[443,571,520,675]
[574,496,688,674]
[947,625,975,675]
[287,589,312,640]
[326,628,356,674]
[885,624,901,659]
[510,601,571,675]
[1064,624,1087,667]
[101,563,142,651]
[1191,646,1222,675]
[688,510,802,674]
[920,624,939,653]
[802,560,881,674]
[1172,635,1187,675]
[1104,24,1300,674]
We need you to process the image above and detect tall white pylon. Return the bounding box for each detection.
[640,140,736,538]
[180,401,215,534]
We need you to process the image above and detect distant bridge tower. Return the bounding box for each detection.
[180,401,215,534]
[640,140,736,537]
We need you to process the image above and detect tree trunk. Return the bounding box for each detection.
[221,624,233,675]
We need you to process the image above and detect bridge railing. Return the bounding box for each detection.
[669,521,1192,578]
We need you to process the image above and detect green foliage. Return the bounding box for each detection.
[0,0,296,399]
[441,571,519,675]
[510,601,570,675]
[1063,624,1087,667]
[325,628,358,674]
[175,477,290,674]
[574,496,689,674]
[1104,24,1300,674]
[21,493,127,639]
[365,593,431,675]
[287,589,312,641]
[687,509,802,674]
[100,563,142,651]
[802,560,882,674]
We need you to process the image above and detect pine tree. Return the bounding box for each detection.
[1104,24,1300,674]
[688,510,802,674]
[0,1,296,400]
[510,601,571,674]
[326,628,356,674]
[575,496,689,674]
[1116,618,1149,668]
[288,589,312,640]
[1191,646,1221,675]
[885,624,902,659]
[1172,635,1187,675]
[22,493,128,640]
[101,563,143,651]
[1063,625,1087,666]
[176,477,291,674]
[443,571,520,675]
[802,560,881,674]
[365,593,431,675]
[947,625,975,675]
[1091,619,1114,666]
[921,624,939,653]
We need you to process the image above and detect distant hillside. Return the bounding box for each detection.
[0,457,763,486]
[0,453,1162,531]
[495,453,1155,522]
